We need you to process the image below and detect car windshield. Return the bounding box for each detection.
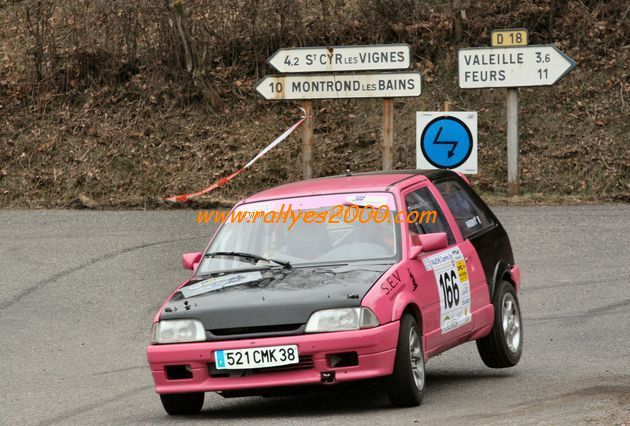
[197,192,400,274]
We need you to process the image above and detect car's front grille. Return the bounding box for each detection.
[207,323,304,340]
[210,323,303,336]
[208,355,314,378]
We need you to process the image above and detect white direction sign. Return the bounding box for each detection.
[458,45,576,88]
[255,72,421,100]
[268,44,411,73]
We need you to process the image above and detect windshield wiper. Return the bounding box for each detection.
[205,251,292,269]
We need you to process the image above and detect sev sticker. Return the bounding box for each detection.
[427,247,471,333]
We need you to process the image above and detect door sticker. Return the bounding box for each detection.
[427,247,471,333]
[422,258,432,270]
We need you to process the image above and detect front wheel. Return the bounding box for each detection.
[159,392,204,415]
[386,313,424,407]
[476,280,523,368]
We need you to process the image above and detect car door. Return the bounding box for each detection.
[401,183,475,355]
[431,177,496,333]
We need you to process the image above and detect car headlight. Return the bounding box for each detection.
[305,307,380,333]
[151,319,206,344]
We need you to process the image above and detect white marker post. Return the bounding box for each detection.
[458,38,575,195]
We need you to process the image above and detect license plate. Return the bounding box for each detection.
[214,345,299,370]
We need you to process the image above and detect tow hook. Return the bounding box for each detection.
[320,371,336,384]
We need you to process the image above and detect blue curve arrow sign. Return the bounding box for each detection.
[420,116,473,169]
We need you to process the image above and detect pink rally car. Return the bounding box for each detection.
[147,170,523,414]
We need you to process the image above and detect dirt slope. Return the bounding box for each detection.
[0,1,627,208]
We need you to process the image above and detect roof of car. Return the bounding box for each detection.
[243,169,455,203]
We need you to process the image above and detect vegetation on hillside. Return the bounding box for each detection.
[0,0,628,207]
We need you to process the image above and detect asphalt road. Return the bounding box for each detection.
[1,205,629,425]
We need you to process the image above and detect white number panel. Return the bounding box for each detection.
[427,247,472,333]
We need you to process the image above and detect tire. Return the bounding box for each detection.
[386,313,425,407]
[159,392,204,415]
[476,280,523,368]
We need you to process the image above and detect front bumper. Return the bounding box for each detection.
[147,321,399,394]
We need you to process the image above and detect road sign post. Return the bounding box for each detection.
[506,88,519,195]
[458,35,575,195]
[258,44,422,177]
[383,99,394,170]
[256,67,421,176]
[301,100,313,179]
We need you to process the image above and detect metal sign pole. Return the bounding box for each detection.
[301,100,314,179]
[382,98,394,170]
[506,88,519,195]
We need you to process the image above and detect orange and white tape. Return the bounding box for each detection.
[164,111,307,203]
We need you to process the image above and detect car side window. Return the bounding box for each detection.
[434,179,494,239]
[405,187,455,245]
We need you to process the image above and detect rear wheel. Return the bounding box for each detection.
[476,280,523,368]
[386,313,424,407]
[159,392,204,415]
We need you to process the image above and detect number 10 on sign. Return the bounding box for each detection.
[269,81,283,94]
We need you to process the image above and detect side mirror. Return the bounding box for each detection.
[409,232,448,258]
[181,252,202,271]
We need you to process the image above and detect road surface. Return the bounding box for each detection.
[1,206,629,424]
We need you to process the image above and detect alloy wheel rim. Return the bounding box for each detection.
[408,327,424,390]
[502,293,521,353]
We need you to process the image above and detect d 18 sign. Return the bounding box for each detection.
[491,29,529,47]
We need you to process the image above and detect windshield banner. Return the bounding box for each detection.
[179,271,264,298]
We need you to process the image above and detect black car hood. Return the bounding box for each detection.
[160,263,392,336]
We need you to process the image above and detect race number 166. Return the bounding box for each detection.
[439,270,460,309]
